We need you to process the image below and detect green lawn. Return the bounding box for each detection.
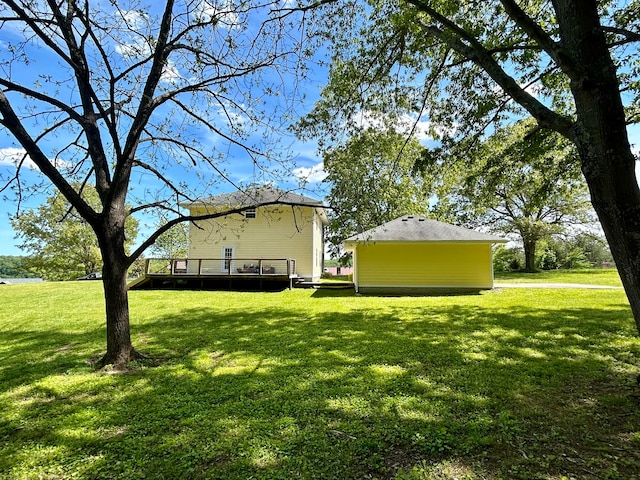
[1,281,639,479]
[495,268,623,286]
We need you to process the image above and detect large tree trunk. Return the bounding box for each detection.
[96,209,143,369]
[556,0,640,332]
[522,239,537,273]
[576,135,640,330]
[99,256,140,369]
[583,151,640,329]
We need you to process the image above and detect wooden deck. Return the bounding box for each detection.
[129,257,299,291]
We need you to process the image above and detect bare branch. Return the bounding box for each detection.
[0,91,97,223]
[120,0,176,168]
[0,78,84,123]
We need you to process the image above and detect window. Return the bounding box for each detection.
[222,246,234,272]
[244,208,256,219]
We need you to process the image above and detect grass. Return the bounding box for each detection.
[1,280,640,479]
[495,268,623,286]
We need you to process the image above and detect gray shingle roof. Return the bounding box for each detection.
[344,215,507,243]
[183,186,324,208]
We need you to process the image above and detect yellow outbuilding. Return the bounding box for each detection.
[343,215,507,294]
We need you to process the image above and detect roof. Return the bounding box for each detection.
[343,215,507,243]
[182,186,325,209]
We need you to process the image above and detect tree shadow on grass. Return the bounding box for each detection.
[0,328,104,387]
[1,291,640,479]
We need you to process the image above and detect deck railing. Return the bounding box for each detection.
[144,258,297,277]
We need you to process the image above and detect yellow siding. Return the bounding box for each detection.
[312,209,324,279]
[355,242,493,289]
[187,205,321,279]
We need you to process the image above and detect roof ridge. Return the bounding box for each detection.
[181,186,325,208]
[344,215,507,243]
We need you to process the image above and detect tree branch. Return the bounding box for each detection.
[120,0,176,170]
[0,91,97,224]
[406,1,575,138]
[46,0,113,197]
[601,25,640,45]
[0,79,84,123]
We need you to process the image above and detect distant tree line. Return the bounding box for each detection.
[0,256,38,278]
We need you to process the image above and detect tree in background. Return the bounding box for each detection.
[493,232,613,272]
[11,187,138,281]
[423,120,593,272]
[149,217,189,259]
[538,233,614,270]
[305,0,640,334]
[570,233,614,267]
[0,255,36,278]
[321,129,432,259]
[0,1,315,367]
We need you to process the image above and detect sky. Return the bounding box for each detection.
[1,1,639,257]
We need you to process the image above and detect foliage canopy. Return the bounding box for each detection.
[322,129,431,257]
[422,119,593,271]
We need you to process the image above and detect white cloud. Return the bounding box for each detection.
[0,147,36,169]
[524,82,543,97]
[120,10,150,30]
[492,80,543,102]
[114,10,152,58]
[0,147,69,170]
[193,0,241,29]
[350,110,455,143]
[160,59,183,84]
[293,162,327,183]
[114,41,151,58]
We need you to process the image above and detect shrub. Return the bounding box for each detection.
[493,245,525,272]
[538,248,559,270]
